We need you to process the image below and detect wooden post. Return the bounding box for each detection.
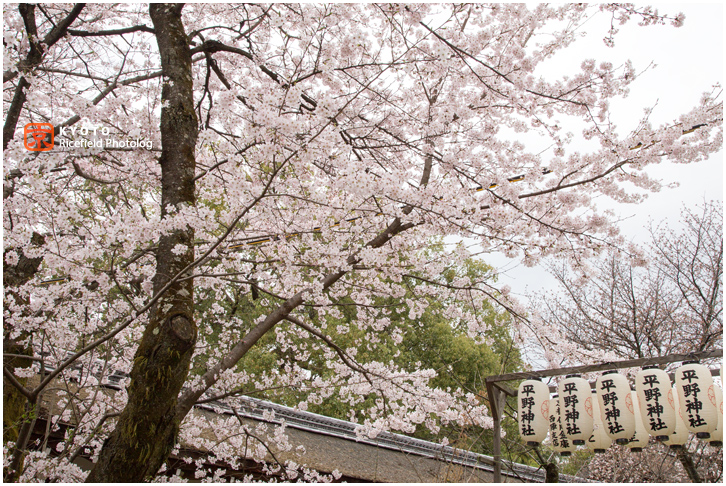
[487,381,506,482]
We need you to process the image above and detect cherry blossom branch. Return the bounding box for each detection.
[67,24,154,37]
[3,4,86,149]
[403,272,528,323]
[3,4,86,84]
[66,412,120,464]
[229,409,287,476]
[419,21,589,107]
[283,314,375,385]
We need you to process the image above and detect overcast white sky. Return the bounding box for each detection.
[484,3,724,300]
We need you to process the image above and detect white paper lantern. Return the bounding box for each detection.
[596,371,635,444]
[558,374,594,445]
[627,391,649,452]
[549,396,576,456]
[665,386,689,449]
[518,379,550,446]
[635,366,676,441]
[708,384,723,447]
[587,390,612,453]
[674,361,718,439]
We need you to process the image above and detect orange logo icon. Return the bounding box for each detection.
[24,123,54,151]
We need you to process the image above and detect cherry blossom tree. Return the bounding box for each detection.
[584,442,722,483]
[3,3,722,482]
[649,202,723,354]
[532,201,722,364]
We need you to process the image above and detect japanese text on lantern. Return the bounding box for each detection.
[550,399,570,449]
[641,374,668,431]
[600,379,624,435]
[557,414,571,448]
[562,383,581,436]
[680,369,707,428]
[520,384,537,436]
[549,407,560,448]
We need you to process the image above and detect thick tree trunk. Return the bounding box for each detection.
[85,4,198,482]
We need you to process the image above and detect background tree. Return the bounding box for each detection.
[3,3,722,482]
[649,201,723,354]
[535,201,722,364]
[584,443,722,483]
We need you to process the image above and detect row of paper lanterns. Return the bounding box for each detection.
[517,362,723,455]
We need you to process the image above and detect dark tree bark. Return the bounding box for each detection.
[85,4,198,482]
[544,462,559,483]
